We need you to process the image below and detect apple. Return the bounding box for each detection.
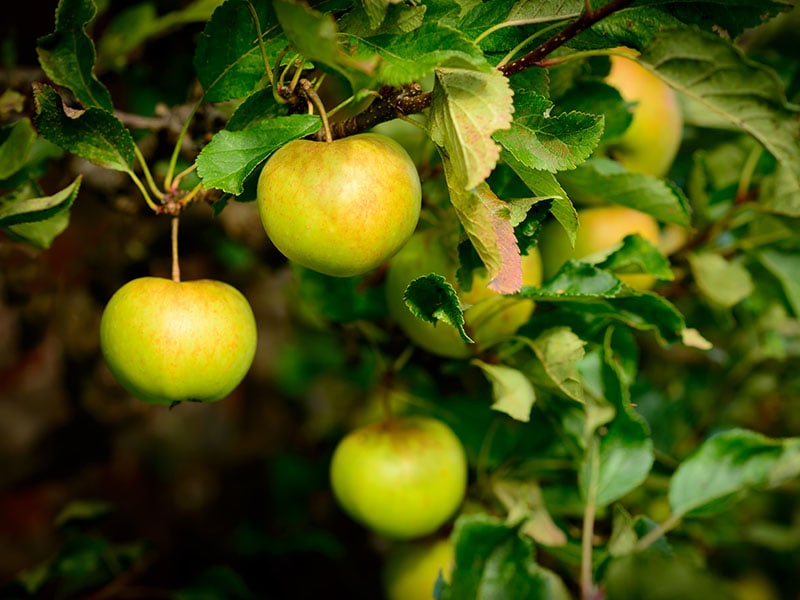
[329,416,468,540]
[256,132,421,277]
[385,230,543,359]
[382,537,454,600]
[603,49,683,177]
[538,205,661,290]
[100,277,257,405]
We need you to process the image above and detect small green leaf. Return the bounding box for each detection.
[472,360,536,422]
[36,0,114,111]
[556,80,633,143]
[440,514,571,600]
[196,114,321,194]
[0,118,37,179]
[597,234,674,282]
[523,327,586,403]
[493,480,567,547]
[755,248,800,316]
[494,91,604,173]
[669,428,800,519]
[430,66,515,190]
[0,176,81,228]
[403,274,473,344]
[33,84,135,173]
[688,252,754,308]
[54,499,115,528]
[759,163,800,217]
[557,157,692,226]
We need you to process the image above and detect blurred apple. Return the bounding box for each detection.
[382,537,454,600]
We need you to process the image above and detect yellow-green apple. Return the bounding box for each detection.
[329,416,467,540]
[604,49,683,177]
[538,205,661,290]
[382,537,454,600]
[100,277,257,405]
[256,133,421,277]
[385,230,543,359]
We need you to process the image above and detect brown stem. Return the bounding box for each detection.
[171,217,181,283]
[298,78,333,142]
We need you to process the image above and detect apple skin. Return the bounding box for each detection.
[100,277,257,405]
[329,416,468,540]
[604,50,683,177]
[382,537,454,600]
[256,133,421,278]
[538,205,661,290]
[385,231,543,359]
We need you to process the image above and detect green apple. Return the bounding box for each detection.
[538,205,661,290]
[382,537,454,600]
[329,416,467,540]
[256,133,421,278]
[385,230,543,359]
[604,49,683,177]
[100,277,257,405]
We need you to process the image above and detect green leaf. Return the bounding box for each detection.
[669,428,800,519]
[494,91,604,173]
[556,80,633,143]
[430,66,515,190]
[195,114,321,194]
[492,480,567,547]
[36,0,114,112]
[32,84,135,173]
[194,0,284,102]
[557,157,692,226]
[472,360,536,422]
[523,327,586,403]
[597,234,674,282]
[755,248,800,316]
[636,28,800,179]
[440,514,571,600]
[346,22,486,86]
[0,118,36,179]
[521,262,687,344]
[403,274,473,344]
[759,163,800,217]
[54,499,114,528]
[688,251,754,308]
[0,176,81,228]
[501,154,578,246]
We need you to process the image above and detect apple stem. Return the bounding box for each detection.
[300,79,333,143]
[171,216,181,283]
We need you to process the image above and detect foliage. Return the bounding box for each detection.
[1,0,799,599]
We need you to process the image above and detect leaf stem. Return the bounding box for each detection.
[128,171,160,213]
[133,145,165,201]
[634,512,682,551]
[163,102,200,191]
[474,15,579,46]
[497,21,568,69]
[581,436,601,600]
[300,79,333,143]
[171,216,181,283]
[245,0,275,87]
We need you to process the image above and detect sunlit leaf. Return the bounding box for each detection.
[688,252,754,308]
[472,360,536,421]
[523,327,586,403]
[755,248,800,316]
[0,118,37,179]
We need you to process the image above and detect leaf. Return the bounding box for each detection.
[345,22,487,86]
[0,118,37,179]
[688,252,754,308]
[759,163,800,217]
[521,262,687,344]
[556,80,633,143]
[557,157,692,226]
[494,90,604,173]
[755,248,800,316]
[669,428,800,519]
[0,176,81,228]
[430,66,515,190]
[597,234,674,282]
[523,327,586,403]
[403,274,473,344]
[440,514,571,600]
[54,499,114,528]
[493,480,567,547]
[502,153,578,246]
[472,360,536,422]
[636,28,800,179]
[194,0,284,102]
[32,84,135,174]
[35,0,114,112]
[443,170,523,294]
[196,114,321,194]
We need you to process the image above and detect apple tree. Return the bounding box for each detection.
[1,0,799,599]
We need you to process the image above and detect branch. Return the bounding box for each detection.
[327,0,636,139]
